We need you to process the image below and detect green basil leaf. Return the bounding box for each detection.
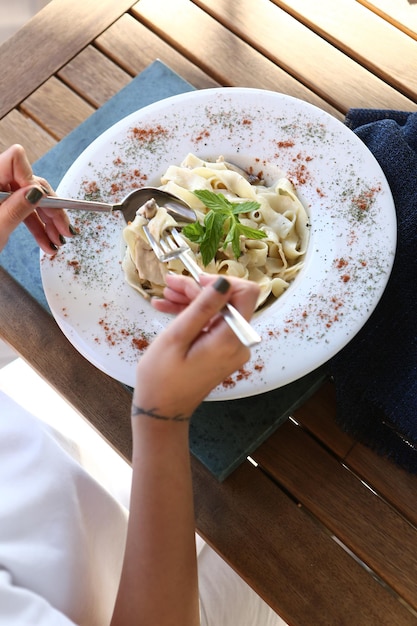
[236,223,267,240]
[182,221,205,242]
[223,221,236,248]
[187,189,265,265]
[230,201,261,215]
[200,211,226,265]
[193,190,232,212]
[232,227,242,259]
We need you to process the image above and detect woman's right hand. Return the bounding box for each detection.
[133,274,260,421]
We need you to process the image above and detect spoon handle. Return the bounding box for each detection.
[0,191,113,212]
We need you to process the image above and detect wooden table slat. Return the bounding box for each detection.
[20,76,95,141]
[292,381,355,459]
[346,441,417,528]
[273,0,417,101]
[193,454,417,626]
[0,0,139,119]
[95,13,220,90]
[359,0,417,40]
[0,109,56,163]
[58,45,132,108]
[132,0,344,118]
[253,420,417,610]
[191,0,416,111]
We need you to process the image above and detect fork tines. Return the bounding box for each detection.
[143,225,189,261]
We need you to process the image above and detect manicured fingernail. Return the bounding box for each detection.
[69,224,78,236]
[41,185,50,195]
[50,242,58,251]
[25,186,44,205]
[59,234,66,245]
[213,276,230,294]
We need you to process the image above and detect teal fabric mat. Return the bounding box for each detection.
[0,61,327,480]
[0,61,194,310]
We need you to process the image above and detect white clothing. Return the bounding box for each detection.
[0,389,285,625]
[0,392,127,625]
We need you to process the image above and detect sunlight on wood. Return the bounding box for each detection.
[359,0,417,38]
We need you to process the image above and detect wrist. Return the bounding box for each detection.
[131,398,191,443]
[131,403,191,423]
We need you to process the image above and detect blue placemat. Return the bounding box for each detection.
[0,61,327,480]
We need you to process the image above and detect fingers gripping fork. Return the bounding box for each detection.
[142,226,261,348]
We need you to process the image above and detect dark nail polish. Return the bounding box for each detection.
[25,187,44,205]
[59,234,66,245]
[50,242,58,251]
[213,276,230,294]
[69,224,78,236]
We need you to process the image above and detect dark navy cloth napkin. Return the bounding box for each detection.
[328,109,417,471]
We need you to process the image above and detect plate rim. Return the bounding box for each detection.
[40,87,397,400]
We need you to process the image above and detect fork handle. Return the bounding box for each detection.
[221,302,262,348]
[178,251,261,348]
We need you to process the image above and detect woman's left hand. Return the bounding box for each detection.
[0,144,74,253]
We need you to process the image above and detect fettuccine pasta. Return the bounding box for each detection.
[122,154,310,309]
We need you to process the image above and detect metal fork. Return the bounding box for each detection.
[143,226,261,348]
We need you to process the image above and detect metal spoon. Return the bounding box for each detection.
[0,187,196,225]
[223,161,263,185]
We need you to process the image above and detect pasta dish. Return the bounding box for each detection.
[122,154,310,309]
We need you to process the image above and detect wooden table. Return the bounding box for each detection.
[1,1,417,624]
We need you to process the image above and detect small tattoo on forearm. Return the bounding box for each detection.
[131,403,191,422]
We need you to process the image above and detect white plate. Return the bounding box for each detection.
[40,88,396,400]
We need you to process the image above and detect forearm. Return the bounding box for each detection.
[111,414,200,626]
[110,275,258,624]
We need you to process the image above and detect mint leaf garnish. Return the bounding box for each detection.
[182,190,266,266]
